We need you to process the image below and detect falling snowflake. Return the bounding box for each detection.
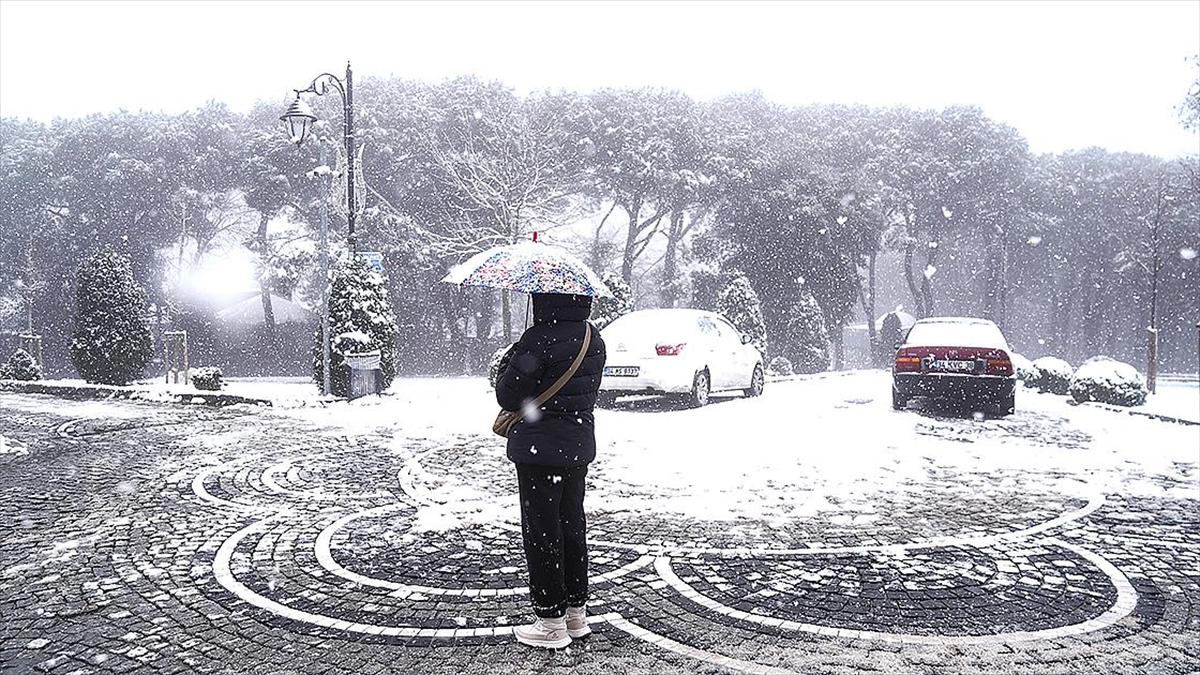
[941,206,953,219]
[1027,236,1043,246]
[923,265,937,279]
[1180,247,1197,260]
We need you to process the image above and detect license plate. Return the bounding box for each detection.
[604,366,639,377]
[932,359,976,372]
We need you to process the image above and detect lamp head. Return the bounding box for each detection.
[280,95,317,147]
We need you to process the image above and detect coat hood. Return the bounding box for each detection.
[532,293,593,324]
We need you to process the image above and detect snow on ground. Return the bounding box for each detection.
[12,371,1198,535]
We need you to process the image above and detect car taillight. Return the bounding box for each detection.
[985,355,1013,376]
[894,354,921,372]
[656,343,686,356]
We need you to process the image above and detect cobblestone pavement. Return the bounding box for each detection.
[1,393,1197,674]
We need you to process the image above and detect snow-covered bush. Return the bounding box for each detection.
[192,366,224,391]
[313,254,397,397]
[781,287,830,374]
[0,349,41,381]
[1069,356,1148,407]
[70,246,153,386]
[488,343,514,389]
[1010,352,1036,385]
[767,356,792,377]
[590,272,634,330]
[716,274,767,358]
[1029,356,1073,395]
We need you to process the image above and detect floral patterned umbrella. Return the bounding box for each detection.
[442,241,613,297]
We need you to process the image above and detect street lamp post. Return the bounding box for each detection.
[280,61,358,253]
[281,62,360,397]
[309,140,333,397]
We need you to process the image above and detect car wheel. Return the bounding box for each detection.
[688,369,711,408]
[744,363,765,398]
[892,387,907,410]
[596,392,617,408]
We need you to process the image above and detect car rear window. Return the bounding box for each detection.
[903,320,1009,350]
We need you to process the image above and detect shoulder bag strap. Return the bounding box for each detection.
[531,323,592,408]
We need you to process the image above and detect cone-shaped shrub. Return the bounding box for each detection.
[783,287,830,374]
[716,274,767,358]
[69,246,152,385]
[590,272,634,330]
[313,253,397,397]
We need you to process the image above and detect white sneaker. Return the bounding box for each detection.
[513,616,571,649]
[565,606,591,638]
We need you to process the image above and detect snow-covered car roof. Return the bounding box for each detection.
[603,308,730,339]
[902,317,1010,350]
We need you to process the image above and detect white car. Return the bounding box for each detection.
[598,308,765,407]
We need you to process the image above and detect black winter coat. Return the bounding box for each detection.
[495,293,607,468]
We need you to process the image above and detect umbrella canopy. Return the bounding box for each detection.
[442,241,613,297]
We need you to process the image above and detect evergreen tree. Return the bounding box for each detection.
[716,274,767,357]
[314,253,397,396]
[0,349,42,381]
[782,285,830,374]
[69,246,153,385]
[590,271,634,329]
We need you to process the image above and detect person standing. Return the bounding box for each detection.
[494,292,607,649]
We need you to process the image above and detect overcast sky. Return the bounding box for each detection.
[1,0,1197,158]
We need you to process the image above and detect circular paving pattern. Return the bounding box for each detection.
[3,393,1196,675]
[178,430,1142,659]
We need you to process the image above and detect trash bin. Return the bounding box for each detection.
[344,349,382,400]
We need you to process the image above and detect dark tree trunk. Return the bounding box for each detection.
[256,212,281,373]
[621,196,644,286]
[662,206,685,307]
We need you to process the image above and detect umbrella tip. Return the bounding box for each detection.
[532,231,538,242]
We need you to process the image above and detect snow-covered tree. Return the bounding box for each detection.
[314,253,397,396]
[782,286,830,374]
[590,271,634,330]
[716,274,766,357]
[69,246,153,385]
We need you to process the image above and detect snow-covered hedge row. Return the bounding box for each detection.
[1068,356,1148,407]
[192,367,224,391]
[1010,352,1036,384]
[767,356,793,377]
[1028,356,1073,395]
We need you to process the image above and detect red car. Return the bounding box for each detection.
[891,317,1016,416]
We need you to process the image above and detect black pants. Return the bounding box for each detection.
[515,463,588,618]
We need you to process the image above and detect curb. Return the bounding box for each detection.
[0,380,273,408]
[1075,400,1198,427]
